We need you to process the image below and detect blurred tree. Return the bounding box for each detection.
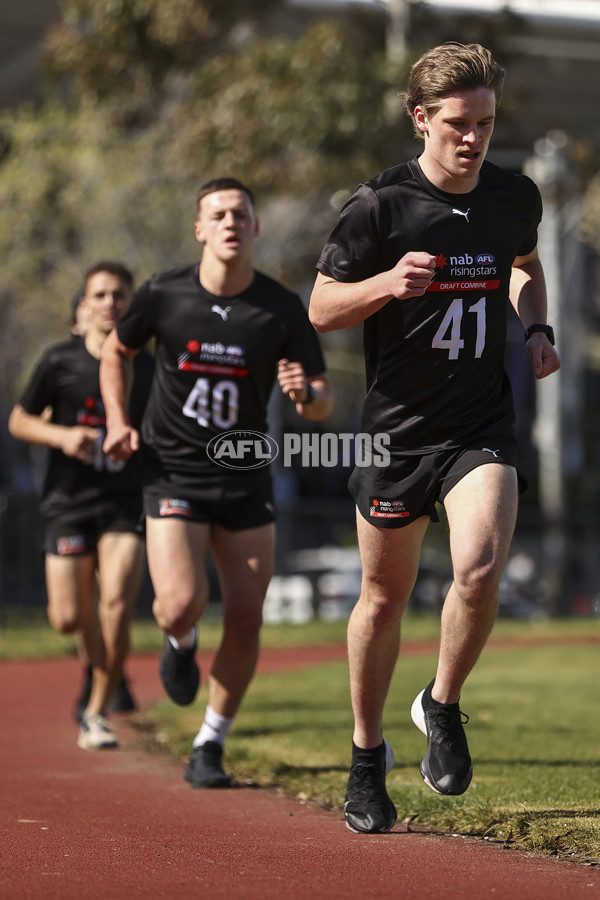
[44,0,283,100]
[0,10,406,402]
[160,23,404,197]
[0,100,205,388]
[0,0,531,409]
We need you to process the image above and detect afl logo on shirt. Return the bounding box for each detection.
[476,253,495,264]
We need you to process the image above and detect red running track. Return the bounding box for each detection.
[1,650,598,899]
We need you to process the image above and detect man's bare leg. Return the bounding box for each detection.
[349,512,429,748]
[411,463,518,795]
[183,522,275,790]
[434,463,518,703]
[344,512,428,834]
[89,531,145,715]
[208,522,275,718]
[147,517,211,707]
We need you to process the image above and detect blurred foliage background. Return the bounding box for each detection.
[2,0,600,618]
[0,0,537,398]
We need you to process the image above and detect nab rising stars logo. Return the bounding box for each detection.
[369,498,410,519]
[428,250,500,292]
[178,338,248,377]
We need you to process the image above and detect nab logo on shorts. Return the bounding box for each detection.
[207,431,279,470]
[369,498,410,519]
[159,499,193,517]
[57,535,88,555]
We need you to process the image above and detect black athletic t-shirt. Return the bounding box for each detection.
[19,337,154,520]
[317,157,542,453]
[116,264,325,479]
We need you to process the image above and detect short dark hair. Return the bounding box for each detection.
[69,288,85,326]
[195,178,255,216]
[402,42,505,141]
[83,260,134,293]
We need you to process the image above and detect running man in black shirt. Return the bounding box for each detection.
[101,178,333,788]
[310,43,560,833]
[68,285,141,721]
[9,262,154,750]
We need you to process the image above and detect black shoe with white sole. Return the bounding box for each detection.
[411,679,472,796]
[344,739,397,834]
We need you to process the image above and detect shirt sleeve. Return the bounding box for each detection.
[19,349,58,415]
[282,295,326,377]
[316,184,382,283]
[116,279,156,350]
[516,177,543,257]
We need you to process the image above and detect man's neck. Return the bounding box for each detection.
[417,154,481,195]
[199,256,254,297]
[84,329,107,360]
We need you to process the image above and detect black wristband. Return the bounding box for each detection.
[524,324,555,345]
[302,383,316,405]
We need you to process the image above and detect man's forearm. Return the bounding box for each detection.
[100,331,134,428]
[510,256,549,327]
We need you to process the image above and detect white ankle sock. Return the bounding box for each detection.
[193,705,234,749]
[168,627,196,651]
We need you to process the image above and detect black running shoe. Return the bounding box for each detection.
[108,674,138,713]
[184,741,232,788]
[159,635,200,706]
[411,679,472,796]
[344,739,397,834]
[73,666,93,724]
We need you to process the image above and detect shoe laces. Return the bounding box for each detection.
[430,707,470,752]
[347,760,386,802]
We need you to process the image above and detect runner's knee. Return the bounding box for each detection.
[452,558,501,606]
[47,606,81,635]
[153,588,207,634]
[98,592,129,627]
[355,584,409,628]
[222,596,264,637]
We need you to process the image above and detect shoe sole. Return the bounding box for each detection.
[344,814,397,834]
[410,689,427,735]
[184,764,231,788]
[419,763,444,795]
[77,736,118,750]
[184,773,232,789]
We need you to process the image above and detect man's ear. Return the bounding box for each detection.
[414,105,429,136]
[194,220,205,245]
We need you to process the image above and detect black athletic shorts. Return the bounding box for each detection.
[349,435,527,530]
[45,497,145,556]
[143,471,275,531]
